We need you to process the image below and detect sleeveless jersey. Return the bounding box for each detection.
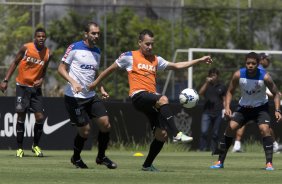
[115,50,168,96]
[62,40,101,98]
[238,67,268,107]
[16,42,50,87]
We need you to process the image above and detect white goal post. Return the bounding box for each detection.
[162,48,282,96]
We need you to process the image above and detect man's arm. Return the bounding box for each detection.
[165,56,212,70]
[0,45,26,92]
[57,61,82,94]
[88,62,119,91]
[198,77,213,96]
[224,70,240,117]
[264,73,282,122]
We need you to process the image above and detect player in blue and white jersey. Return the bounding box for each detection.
[58,22,117,169]
[210,52,281,171]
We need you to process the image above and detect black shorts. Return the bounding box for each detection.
[131,91,162,129]
[15,85,44,113]
[64,95,108,127]
[232,103,271,126]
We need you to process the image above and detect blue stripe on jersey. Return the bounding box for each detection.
[71,40,100,54]
[124,51,132,56]
[240,68,266,80]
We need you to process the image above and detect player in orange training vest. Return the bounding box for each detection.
[88,29,212,171]
[0,27,51,158]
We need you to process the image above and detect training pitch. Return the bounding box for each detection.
[0,150,281,184]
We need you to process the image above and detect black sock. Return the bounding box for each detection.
[218,135,233,164]
[73,134,87,161]
[263,136,273,163]
[33,120,44,146]
[143,139,164,167]
[16,121,25,149]
[159,104,179,136]
[97,131,110,159]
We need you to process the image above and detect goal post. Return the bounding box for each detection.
[162,48,282,97]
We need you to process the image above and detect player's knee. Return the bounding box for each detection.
[78,125,91,138]
[154,129,168,142]
[259,124,271,137]
[97,116,111,132]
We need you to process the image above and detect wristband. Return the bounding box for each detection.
[275,109,281,113]
[2,79,8,83]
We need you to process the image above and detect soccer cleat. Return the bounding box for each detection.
[142,165,160,172]
[16,149,24,158]
[173,132,193,143]
[96,156,117,169]
[210,161,224,169]
[32,145,43,157]
[265,162,274,171]
[71,156,88,169]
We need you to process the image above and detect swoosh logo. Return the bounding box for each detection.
[43,118,70,135]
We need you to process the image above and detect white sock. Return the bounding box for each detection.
[233,140,241,150]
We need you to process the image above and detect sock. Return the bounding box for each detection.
[143,139,164,167]
[159,104,179,136]
[263,136,273,163]
[233,140,241,150]
[73,134,87,161]
[16,121,25,149]
[218,135,233,164]
[33,120,44,146]
[97,131,110,159]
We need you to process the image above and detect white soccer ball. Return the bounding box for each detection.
[179,88,199,108]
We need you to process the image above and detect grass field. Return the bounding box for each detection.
[0,149,281,184]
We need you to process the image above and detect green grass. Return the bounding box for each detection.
[0,148,281,184]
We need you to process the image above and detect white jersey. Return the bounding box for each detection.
[239,68,268,107]
[62,40,101,98]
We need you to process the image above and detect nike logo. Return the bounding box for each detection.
[43,118,70,135]
[167,116,173,120]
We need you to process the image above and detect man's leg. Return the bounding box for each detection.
[16,112,26,157]
[210,120,239,169]
[199,113,210,151]
[211,114,222,154]
[32,112,45,157]
[95,115,117,169]
[71,124,90,169]
[157,96,192,142]
[142,128,166,172]
[259,123,274,170]
[232,125,245,152]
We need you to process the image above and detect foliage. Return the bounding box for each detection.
[0,5,33,63]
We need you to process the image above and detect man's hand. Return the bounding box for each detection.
[200,56,213,64]
[71,82,82,94]
[0,81,8,93]
[275,111,282,122]
[33,78,43,87]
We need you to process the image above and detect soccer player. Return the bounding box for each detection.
[232,53,280,153]
[88,29,212,171]
[210,52,281,171]
[0,27,51,157]
[58,22,117,169]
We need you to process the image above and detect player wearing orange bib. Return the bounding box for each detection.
[0,28,51,157]
[88,29,212,171]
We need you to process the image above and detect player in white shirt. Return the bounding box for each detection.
[58,22,117,169]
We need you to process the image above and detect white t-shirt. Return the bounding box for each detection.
[62,40,101,98]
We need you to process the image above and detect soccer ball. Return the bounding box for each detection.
[179,88,199,108]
